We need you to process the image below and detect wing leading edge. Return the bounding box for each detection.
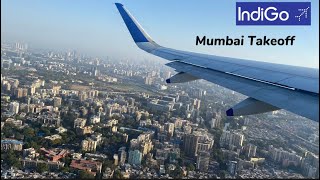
[115,3,319,122]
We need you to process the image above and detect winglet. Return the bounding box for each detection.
[115,3,154,43]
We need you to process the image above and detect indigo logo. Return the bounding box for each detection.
[236,2,311,25]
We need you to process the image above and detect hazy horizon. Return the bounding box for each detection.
[1,0,319,68]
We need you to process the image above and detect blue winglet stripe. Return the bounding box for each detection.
[115,3,149,43]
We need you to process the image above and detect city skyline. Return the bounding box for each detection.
[1,40,318,178]
[1,0,319,68]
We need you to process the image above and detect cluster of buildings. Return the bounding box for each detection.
[1,168,76,179]
[1,43,319,179]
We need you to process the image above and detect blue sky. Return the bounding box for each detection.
[1,0,319,68]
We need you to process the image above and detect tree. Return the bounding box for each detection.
[61,166,70,173]
[219,170,227,178]
[114,170,123,179]
[61,155,72,166]
[40,126,51,136]
[186,163,195,172]
[102,159,114,172]
[171,167,183,178]
[177,158,183,166]
[23,127,35,139]
[6,150,21,169]
[79,170,95,179]
[2,123,16,138]
[37,163,49,173]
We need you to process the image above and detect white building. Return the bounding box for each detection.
[9,102,19,114]
[90,115,100,124]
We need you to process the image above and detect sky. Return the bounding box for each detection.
[1,0,319,68]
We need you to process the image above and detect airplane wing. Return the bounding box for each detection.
[115,3,319,122]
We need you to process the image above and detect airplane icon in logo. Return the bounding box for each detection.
[295,7,310,21]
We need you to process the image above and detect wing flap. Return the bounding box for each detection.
[231,68,294,83]
[278,77,319,93]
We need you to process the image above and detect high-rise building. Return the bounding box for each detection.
[15,88,27,98]
[165,123,175,137]
[269,146,302,167]
[9,102,20,114]
[29,86,36,95]
[220,131,244,150]
[210,118,221,128]
[193,98,201,109]
[144,77,153,85]
[81,138,97,152]
[113,154,119,166]
[184,130,214,158]
[183,133,200,158]
[129,133,153,157]
[3,83,11,92]
[79,92,88,101]
[196,151,210,172]
[128,149,142,165]
[74,118,87,128]
[92,67,99,77]
[118,147,127,165]
[244,144,257,159]
[22,88,28,97]
[301,152,319,178]
[15,42,28,51]
[53,97,62,108]
[228,161,238,176]
[52,85,61,95]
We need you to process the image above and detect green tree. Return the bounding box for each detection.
[102,159,114,172]
[114,170,123,179]
[177,158,183,166]
[37,163,49,173]
[61,166,70,173]
[186,163,195,172]
[171,167,183,178]
[219,170,227,178]
[61,156,72,166]
[79,170,95,179]
[23,127,35,139]
[6,150,21,168]
[2,123,16,138]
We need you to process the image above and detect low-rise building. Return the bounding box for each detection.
[1,139,23,151]
[20,159,65,171]
[74,118,86,128]
[55,126,67,134]
[76,125,94,135]
[44,134,62,141]
[23,148,39,159]
[70,159,102,177]
[40,148,69,162]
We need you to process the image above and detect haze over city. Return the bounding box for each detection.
[1,0,319,68]
[1,0,319,179]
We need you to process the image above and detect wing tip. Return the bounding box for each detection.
[115,2,151,43]
[226,108,234,116]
